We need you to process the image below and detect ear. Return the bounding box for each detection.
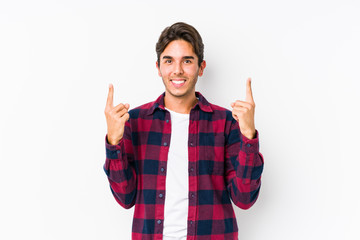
[198,60,206,77]
[156,61,162,77]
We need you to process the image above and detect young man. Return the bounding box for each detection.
[104,22,264,240]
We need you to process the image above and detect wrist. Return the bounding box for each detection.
[241,129,256,139]
[107,135,122,145]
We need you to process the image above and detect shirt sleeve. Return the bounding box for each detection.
[103,120,137,209]
[224,118,264,209]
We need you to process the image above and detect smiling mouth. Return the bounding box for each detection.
[170,79,186,88]
[171,79,185,84]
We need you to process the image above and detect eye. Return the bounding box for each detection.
[184,59,192,64]
[165,59,172,64]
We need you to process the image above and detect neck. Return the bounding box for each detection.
[164,92,198,114]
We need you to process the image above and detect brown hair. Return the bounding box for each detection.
[156,22,204,67]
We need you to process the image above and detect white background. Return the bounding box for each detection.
[1,0,359,239]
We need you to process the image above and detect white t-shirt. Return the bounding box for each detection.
[163,108,189,240]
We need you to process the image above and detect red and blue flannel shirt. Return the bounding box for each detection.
[104,92,264,240]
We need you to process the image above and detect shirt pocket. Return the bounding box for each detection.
[200,133,225,175]
[206,133,225,158]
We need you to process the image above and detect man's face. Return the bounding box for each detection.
[156,40,206,100]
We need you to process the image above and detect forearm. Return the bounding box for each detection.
[104,135,137,209]
[225,130,264,209]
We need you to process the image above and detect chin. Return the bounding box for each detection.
[169,90,193,98]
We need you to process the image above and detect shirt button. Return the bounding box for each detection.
[160,167,165,172]
[159,193,163,198]
[164,142,168,146]
[190,221,193,225]
[190,142,193,146]
[247,143,251,147]
[116,150,120,154]
[191,194,195,198]
[166,119,169,123]
[190,167,194,172]
[157,220,162,224]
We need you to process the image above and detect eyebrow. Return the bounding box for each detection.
[162,56,195,60]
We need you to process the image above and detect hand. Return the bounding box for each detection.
[104,84,130,145]
[231,78,256,139]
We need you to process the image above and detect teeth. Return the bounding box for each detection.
[172,80,185,84]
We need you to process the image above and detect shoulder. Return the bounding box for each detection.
[128,101,155,119]
[208,102,234,122]
[197,92,233,122]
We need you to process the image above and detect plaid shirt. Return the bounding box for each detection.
[104,92,264,240]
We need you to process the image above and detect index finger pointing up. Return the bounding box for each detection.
[106,84,114,108]
[245,78,254,103]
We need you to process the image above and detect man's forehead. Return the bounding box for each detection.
[161,55,195,59]
[161,40,196,57]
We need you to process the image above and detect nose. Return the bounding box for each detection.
[173,62,184,75]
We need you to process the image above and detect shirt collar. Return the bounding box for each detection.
[146,92,213,115]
